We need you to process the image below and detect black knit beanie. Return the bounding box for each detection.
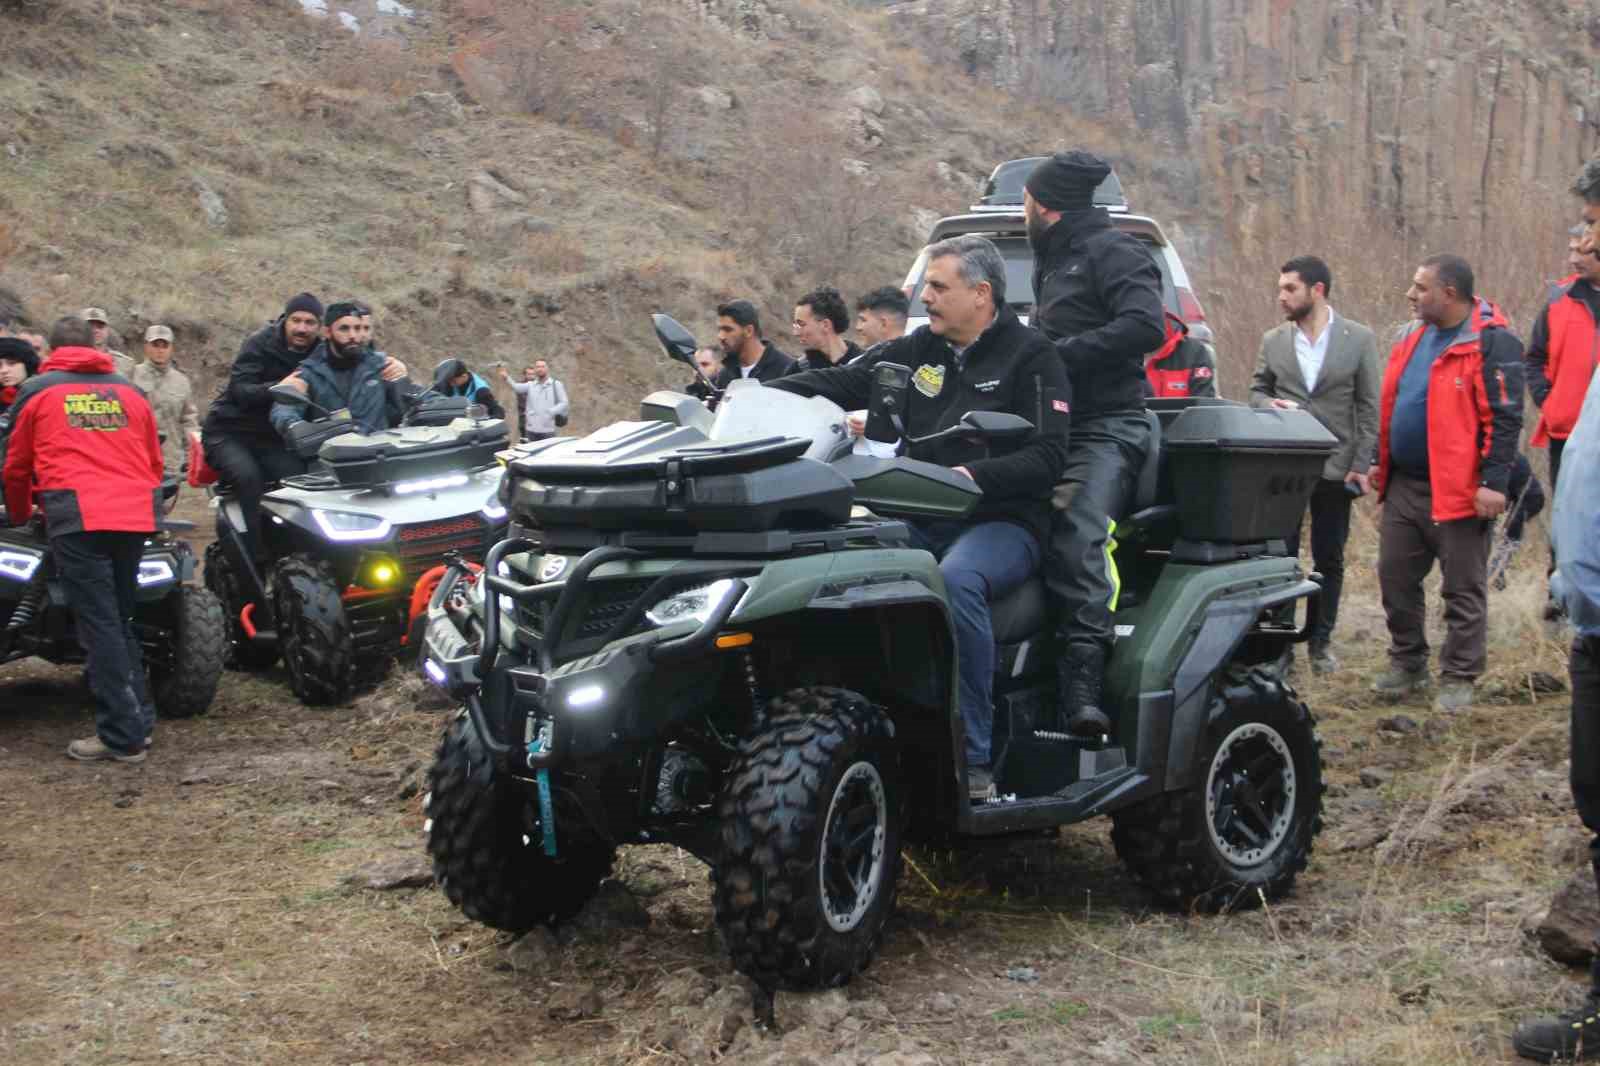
[284,292,324,320]
[0,336,39,376]
[1025,151,1112,212]
[323,301,363,326]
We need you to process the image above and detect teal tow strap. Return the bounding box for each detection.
[528,738,558,858]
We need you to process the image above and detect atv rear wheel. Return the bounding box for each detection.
[203,542,278,671]
[148,585,226,719]
[426,714,614,932]
[714,686,902,991]
[1111,666,1323,912]
[272,554,352,705]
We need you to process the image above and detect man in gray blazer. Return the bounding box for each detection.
[1250,255,1381,674]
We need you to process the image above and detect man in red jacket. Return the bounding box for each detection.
[1143,311,1217,399]
[2,316,165,763]
[1527,225,1600,492]
[1372,255,1523,714]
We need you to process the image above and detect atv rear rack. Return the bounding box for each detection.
[532,517,911,556]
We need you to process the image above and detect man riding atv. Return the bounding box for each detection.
[770,235,1070,799]
[270,302,414,438]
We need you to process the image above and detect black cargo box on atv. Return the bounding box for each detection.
[318,419,508,489]
[1160,402,1336,543]
[507,420,853,532]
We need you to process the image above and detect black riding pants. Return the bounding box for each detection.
[1045,411,1151,654]
[54,530,153,754]
[203,434,306,558]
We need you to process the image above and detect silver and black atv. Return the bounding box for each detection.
[204,378,510,705]
[0,480,226,719]
[419,315,1334,1000]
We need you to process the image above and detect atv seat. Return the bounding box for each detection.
[988,410,1164,651]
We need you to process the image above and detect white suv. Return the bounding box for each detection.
[902,158,1216,371]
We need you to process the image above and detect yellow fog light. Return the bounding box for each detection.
[366,558,401,586]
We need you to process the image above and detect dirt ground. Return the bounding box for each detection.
[0,500,1592,1065]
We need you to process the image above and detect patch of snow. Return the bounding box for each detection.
[376,0,415,16]
[338,11,360,32]
[297,0,328,15]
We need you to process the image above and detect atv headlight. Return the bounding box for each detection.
[0,548,42,582]
[312,508,393,542]
[395,474,470,495]
[645,579,741,629]
[136,558,176,588]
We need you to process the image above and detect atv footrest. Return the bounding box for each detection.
[996,735,1127,798]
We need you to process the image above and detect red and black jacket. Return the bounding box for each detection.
[1144,312,1217,398]
[1376,300,1524,522]
[1527,274,1600,446]
[1,346,164,534]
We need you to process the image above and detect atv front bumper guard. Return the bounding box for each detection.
[421,538,747,766]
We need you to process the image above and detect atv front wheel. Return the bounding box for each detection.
[1111,666,1323,912]
[714,686,902,991]
[148,585,226,718]
[426,714,614,931]
[203,542,278,671]
[272,554,352,705]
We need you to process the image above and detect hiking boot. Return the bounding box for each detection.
[1513,991,1600,1062]
[1309,644,1340,676]
[1434,678,1475,713]
[67,736,146,764]
[1370,664,1429,699]
[1059,645,1110,737]
[967,764,995,802]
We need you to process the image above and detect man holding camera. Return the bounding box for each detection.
[1249,255,1381,675]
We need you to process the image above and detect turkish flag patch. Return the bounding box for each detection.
[1052,399,1070,413]
[1194,366,1213,379]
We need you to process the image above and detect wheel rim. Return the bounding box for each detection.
[1205,721,1297,868]
[818,760,888,934]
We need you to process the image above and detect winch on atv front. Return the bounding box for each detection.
[203,378,509,705]
[418,314,1337,1001]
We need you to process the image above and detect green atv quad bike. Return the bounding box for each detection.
[419,314,1336,997]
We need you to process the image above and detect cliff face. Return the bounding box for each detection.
[890,0,1600,259]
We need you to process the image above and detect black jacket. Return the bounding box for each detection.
[202,317,319,442]
[769,308,1070,541]
[715,341,795,389]
[1030,209,1165,416]
[786,340,867,374]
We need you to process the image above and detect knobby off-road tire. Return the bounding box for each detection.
[203,542,278,671]
[148,585,226,718]
[1110,666,1324,913]
[271,554,352,706]
[426,713,614,932]
[714,686,903,991]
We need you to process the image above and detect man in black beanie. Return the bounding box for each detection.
[270,301,412,439]
[1025,150,1166,737]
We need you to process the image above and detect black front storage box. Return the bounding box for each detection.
[320,419,508,489]
[1161,403,1337,543]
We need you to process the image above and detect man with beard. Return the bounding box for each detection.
[855,287,910,350]
[1249,256,1380,674]
[1023,150,1165,737]
[787,287,865,373]
[271,302,411,439]
[713,299,793,387]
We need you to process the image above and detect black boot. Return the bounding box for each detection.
[1512,863,1600,1061]
[1059,644,1111,738]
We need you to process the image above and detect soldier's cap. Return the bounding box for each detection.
[144,324,174,343]
[80,307,109,324]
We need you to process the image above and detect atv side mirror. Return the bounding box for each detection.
[652,314,699,366]
[865,361,911,448]
[958,410,1034,440]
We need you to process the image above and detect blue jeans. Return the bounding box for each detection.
[909,520,1041,767]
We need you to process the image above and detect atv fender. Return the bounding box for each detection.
[1162,578,1317,791]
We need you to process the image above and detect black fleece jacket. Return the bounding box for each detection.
[1030,209,1165,416]
[768,307,1070,541]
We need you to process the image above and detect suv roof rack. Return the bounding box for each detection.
[970,156,1129,214]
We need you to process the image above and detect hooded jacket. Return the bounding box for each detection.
[269,343,405,439]
[1030,208,1165,416]
[203,317,320,441]
[1144,312,1217,399]
[1376,299,1524,522]
[1,347,163,533]
[1527,276,1600,446]
[768,307,1070,542]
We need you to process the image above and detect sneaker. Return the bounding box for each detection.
[1512,992,1600,1062]
[67,736,146,764]
[1434,678,1475,713]
[1309,645,1340,676]
[1371,664,1430,699]
[967,764,995,802]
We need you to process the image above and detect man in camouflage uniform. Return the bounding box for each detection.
[129,325,199,493]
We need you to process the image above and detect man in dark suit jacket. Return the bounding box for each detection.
[1250,255,1381,675]
[713,299,794,388]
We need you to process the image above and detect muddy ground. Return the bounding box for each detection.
[0,503,1591,1064]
